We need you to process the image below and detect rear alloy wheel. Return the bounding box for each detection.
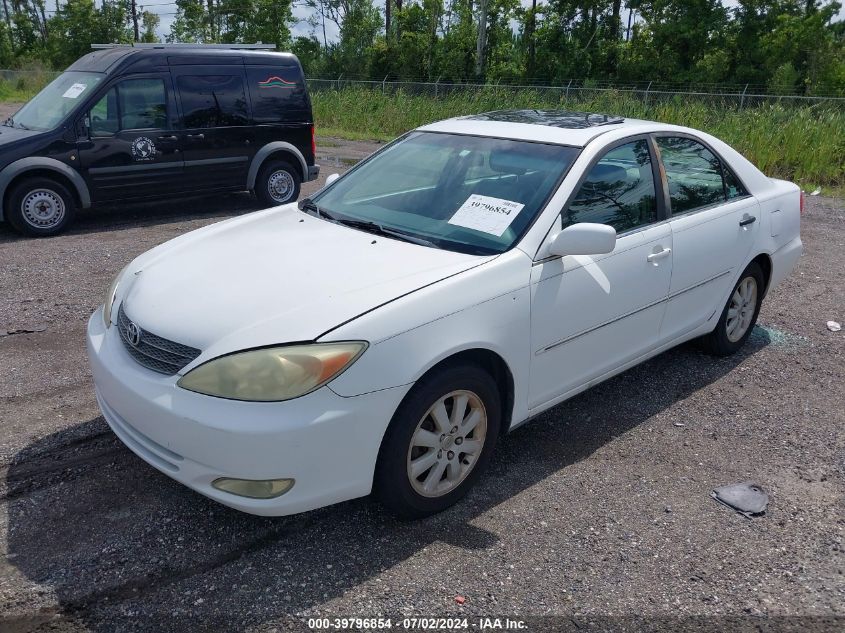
[375,365,501,519]
[256,160,301,206]
[7,177,76,237]
[699,261,765,356]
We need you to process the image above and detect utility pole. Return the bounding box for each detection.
[131,0,140,41]
[475,0,487,78]
[386,0,391,40]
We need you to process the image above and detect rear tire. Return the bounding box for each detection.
[374,364,501,519]
[6,177,76,237]
[698,261,764,356]
[255,160,301,206]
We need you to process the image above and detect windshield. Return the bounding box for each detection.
[311,132,579,255]
[8,71,104,131]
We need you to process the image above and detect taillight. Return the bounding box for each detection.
[311,125,316,157]
[800,190,804,215]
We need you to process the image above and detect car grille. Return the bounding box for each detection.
[117,304,201,375]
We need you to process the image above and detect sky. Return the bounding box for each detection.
[147,0,844,45]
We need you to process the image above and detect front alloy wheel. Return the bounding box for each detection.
[375,364,501,519]
[407,390,488,498]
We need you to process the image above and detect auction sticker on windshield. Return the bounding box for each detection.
[62,83,87,99]
[448,194,525,236]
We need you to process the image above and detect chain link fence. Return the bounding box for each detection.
[307,77,845,108]
[1,68,842,108]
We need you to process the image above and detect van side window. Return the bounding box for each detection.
[119,79,166,130]
[89,87,118,136]
[246,66,307,123]
[177,75,249,128]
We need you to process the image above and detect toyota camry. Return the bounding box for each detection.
[87,110,802,518]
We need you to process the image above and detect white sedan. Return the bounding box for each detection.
[87,110,802,518]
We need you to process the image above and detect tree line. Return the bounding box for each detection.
[0,0,843,96]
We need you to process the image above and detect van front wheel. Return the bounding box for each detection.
[256,160,301,206]
[7,177,76,237]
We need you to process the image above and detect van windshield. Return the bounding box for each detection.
[7,71,104,132]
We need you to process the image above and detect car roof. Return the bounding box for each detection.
[418,110,658,147]
[67,47,301,74]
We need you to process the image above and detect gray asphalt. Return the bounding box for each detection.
[0,140,843,632]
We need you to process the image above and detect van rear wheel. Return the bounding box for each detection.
[256,160,301,206]
[6,177,76,237]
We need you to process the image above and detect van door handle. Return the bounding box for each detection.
[739,215,757,227]
[157,135,178,141]
[647,247,671,263]
[186,133,205,140]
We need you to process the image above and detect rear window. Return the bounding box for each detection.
[246,66,309,123]
[176,74,249,128]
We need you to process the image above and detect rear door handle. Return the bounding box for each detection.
[739,215,757,227]
[186,133,205,140]
[157,135,178,141]
[647,247,672,263]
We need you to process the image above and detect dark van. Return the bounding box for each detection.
[0,44,319,236]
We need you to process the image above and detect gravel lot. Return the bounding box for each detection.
[0,129,843,632]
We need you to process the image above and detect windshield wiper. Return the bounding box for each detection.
[298,197,338,222]
[2,117,13,127]
[334,218,439,248]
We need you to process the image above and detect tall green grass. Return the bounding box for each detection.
[312,87,845,190]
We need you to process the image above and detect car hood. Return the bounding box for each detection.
[121,205,494,362]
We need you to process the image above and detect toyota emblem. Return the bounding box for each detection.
[126,321,142,347]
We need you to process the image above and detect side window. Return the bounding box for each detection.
[246,66,308,123]
[656,137,726,214]
[563,139,657,233]
[89,87,118,136]
[723,165,748,200]
[177,75,249,128]
[118,78,166,130]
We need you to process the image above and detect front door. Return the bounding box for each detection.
[171,67,255,191]
[529,138,673,409]
[654,136,760,341]
[77,74,185,202]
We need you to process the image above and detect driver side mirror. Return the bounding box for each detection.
[548,222,617,257]
[325,173,340,186]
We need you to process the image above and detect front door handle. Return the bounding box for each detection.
[157,134,178,141]
[647,247,672,263]
[739,215,757,227]
[186,133,205,140]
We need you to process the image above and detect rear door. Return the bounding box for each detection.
[77,74,185,202]
[171,66,255,191]
[655,135,760,342]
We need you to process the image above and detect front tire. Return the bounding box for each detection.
[255,160,301,206]
[374,365,502,519]
[6,177,76,237]
[699,261,765,356]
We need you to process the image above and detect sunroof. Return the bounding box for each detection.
[464,110,625,129]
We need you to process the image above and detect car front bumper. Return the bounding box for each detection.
[86,309,408,516]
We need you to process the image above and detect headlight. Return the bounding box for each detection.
[102,266,127,328]
[177,342,367,401]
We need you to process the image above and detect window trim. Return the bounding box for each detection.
[532,133,666,261]
[650,132,753,219]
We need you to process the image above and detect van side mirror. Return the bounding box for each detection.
[548,223,617,257]
[325,173,340,186]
